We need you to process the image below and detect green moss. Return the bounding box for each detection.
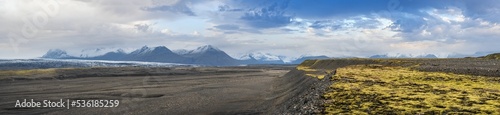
[323,65,500,114]
[480,53,500,59]
[297,60,335,80]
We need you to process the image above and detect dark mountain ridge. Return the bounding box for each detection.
[42,45,324,66]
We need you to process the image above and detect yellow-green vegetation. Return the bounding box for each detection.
[323,64,500,114]
[0,69,57,76]
[297,60,331,79]
[0,68,68,80]
[480,53,500,59]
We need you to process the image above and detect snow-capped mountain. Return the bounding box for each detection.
[239,52,282,61]
[41,45,333,66]
[238,52,285,64]
[42,45,241,66]
[179,45,238,66]
[125,46,187,63]
[129,46,154,55]
[42,49,72,58]
[182,45,223,57]
[279,56,298,64]
[75,48,126,58]
[172,49,190,55]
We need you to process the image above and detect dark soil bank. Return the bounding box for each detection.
[271,69,334,114]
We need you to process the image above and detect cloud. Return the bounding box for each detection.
[142,5,196,16]
[285,0,457,19]
[134,23,157,33]
[239,2,292,28]
[213,24,239,30]
[387,13,427,33]
[2,0,500,59]
[218,5,243,12]
[461,0,500,22]
[309,16,383,30]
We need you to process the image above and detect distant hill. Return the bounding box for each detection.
[290,55,330,64]
[447,51,499,58]
[369,54,389,58]
[416,54,438,58]
[369,54,438,58]
[479,53,500,59]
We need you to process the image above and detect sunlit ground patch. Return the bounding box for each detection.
[323,64,500,114]
[0,68,77,80]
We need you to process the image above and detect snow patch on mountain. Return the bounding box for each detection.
[74,48,127,58]
[130,46,154,55]
[239,52,283,61]
[42,49,71,58]
[172,49,190,55]
[279,56,297,63]
[187,45,221,54]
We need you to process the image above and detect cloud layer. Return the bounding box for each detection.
[1,0,499,59]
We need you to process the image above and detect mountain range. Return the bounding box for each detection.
[369,54,438,58]
[446,51,500,58]
[48,45,485,66]
[42,45,327,66]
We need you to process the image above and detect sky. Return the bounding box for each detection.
[1,0,500,59]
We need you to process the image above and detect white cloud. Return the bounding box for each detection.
[1,0,500,59]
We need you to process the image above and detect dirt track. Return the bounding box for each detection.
[0,66,298,114]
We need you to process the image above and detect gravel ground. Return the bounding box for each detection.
[272,69,334,114]
[413,59,500,77]
[0,66,292,114]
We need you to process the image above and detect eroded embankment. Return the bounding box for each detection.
[276,58,500,114]
[272,59,384,114]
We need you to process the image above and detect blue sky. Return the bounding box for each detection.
[1,0,500,58]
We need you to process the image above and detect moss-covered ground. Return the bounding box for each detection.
[318,64,500,114]
[0,68,60,80]
[480,53,500,59]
